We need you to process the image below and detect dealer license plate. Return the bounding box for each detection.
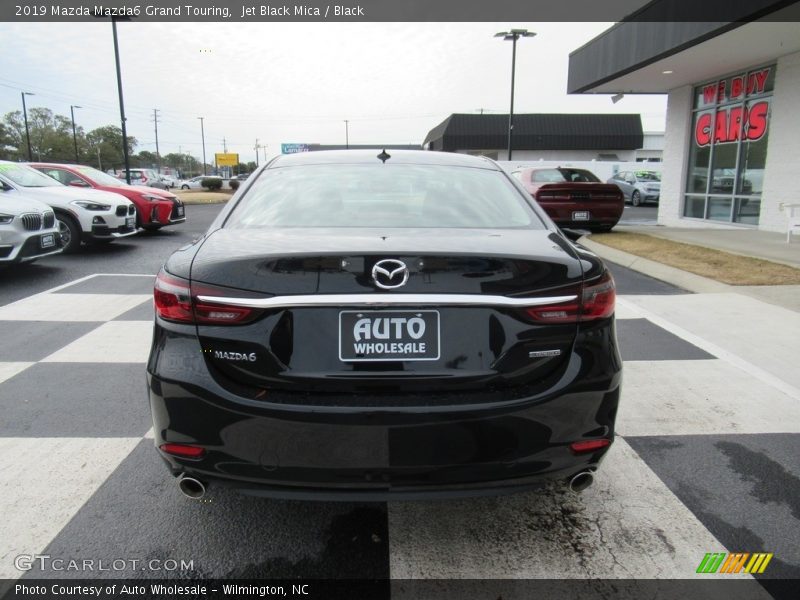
[572,211,590,221]
[339,310,440,362]
[40,233,55,248]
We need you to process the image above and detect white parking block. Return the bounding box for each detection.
[0,294,150,322]
[388,438,737,580]
[0,437,141,579]
[0,362,34,385]
[618,360,800,436]
[41,321,154,363]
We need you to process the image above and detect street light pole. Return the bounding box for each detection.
[70,105,82,163]
[198,117,207,175]
[21,92,34,161]
[111,19,131,184]
[344,120,349,149]
[495,29,536,161]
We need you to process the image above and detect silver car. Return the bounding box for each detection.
[607,170,661,206]
[0,184,63,264]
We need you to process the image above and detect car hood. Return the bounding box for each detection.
[129,185,175,198]
[0,194,54,215]
[13,186,132,208]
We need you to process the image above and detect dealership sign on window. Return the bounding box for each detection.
[694,67,772,147]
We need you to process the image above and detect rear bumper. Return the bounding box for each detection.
[147,318,622,500]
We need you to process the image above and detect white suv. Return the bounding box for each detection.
[0,190,63,265]
[0,161,137,253]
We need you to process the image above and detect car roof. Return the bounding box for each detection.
[268,150,501,170]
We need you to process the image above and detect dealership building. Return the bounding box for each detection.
[568,3,800,231]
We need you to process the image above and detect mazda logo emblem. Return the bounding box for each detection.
[371,259,409,290]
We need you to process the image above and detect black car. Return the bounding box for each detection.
[147,150,621,501]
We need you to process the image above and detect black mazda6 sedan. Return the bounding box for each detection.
[147,150,622,501]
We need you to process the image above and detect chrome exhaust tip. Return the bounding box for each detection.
[178,476,206,499]
[568,471,594,493]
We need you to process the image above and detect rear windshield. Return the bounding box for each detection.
[225,164,542,229]
[531,168,600,183]
[635,171,661,181]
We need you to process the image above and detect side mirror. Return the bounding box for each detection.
[560,227,588,242]
[68,180,89,187]
[1,181,12,192]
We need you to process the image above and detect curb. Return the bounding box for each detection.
[579,236,732,294]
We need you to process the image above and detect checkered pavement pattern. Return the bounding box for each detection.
[0,273,797,594]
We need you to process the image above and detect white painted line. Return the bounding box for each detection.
[614,298,645,320]
[0,294,150,322]
[0,437,141,579]
[618,360,800,436]
[388,438,744,580]
[41,321,154,363]
[617,296,800,403]
[143,427,155,440]
[2,273,155,303]
[0,362,35,385]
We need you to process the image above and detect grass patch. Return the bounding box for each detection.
[174,190,232,205]
[590,231,800,286]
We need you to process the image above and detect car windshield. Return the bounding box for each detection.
[225,164,541,229]
[635,171,661,182]
[531,168,600,183]
[0,163,63,187]
[76,166,130,187]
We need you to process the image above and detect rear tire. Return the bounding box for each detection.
[591,225,615,233]
[57,216,81,253]
[631,190,641,207]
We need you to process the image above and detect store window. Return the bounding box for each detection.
[684,65,774,225]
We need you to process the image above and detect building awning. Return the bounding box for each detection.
[568,1,800,94]
[424,113,643,152]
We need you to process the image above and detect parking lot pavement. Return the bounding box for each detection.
[0,254,797,596]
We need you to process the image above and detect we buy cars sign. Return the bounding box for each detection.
[694,67,771,147]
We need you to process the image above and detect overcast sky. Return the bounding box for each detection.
[0,22,667,163]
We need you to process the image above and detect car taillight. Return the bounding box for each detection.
[154,271,193,322]
[580,271,615,321]
[536,191,571,201]
[154,270,261,325]
[524,271,615,324]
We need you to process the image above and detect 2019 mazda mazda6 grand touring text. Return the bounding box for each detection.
[147,150,621,501]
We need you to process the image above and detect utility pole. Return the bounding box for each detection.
[70,105,82,163]
[254,138,259,167]
[152,108,161,173]
[198,117,206,175]
[21,92,34,161]
[262,145,267,163]
[112,19,131,183]
[222,137,227,152]
[344,120,349,149]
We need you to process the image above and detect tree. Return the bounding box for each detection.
[85,125,137,172]
[0,122,15,160]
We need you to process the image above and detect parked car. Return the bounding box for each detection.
[513,167,625,232]
[179,175,222,190]
[116,169,169,190]
[31,163,186,231]
[607,170,661,206]
[0,161,137,253]
[229,173,250,182]
[159,175,178,188]
[0,187,63,265]
[148,150,621,501]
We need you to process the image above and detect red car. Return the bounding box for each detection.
[513,167,624,232]
[30,163,186,230]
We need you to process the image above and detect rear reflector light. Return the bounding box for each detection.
[159,443,206,459]
[570,439,611,455]
[154,270,261,325]
[524,271,615,324]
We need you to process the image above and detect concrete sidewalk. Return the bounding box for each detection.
[581,226,800,313]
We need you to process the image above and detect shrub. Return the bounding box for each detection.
[201,177,222,191]
[229,179,240,191]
